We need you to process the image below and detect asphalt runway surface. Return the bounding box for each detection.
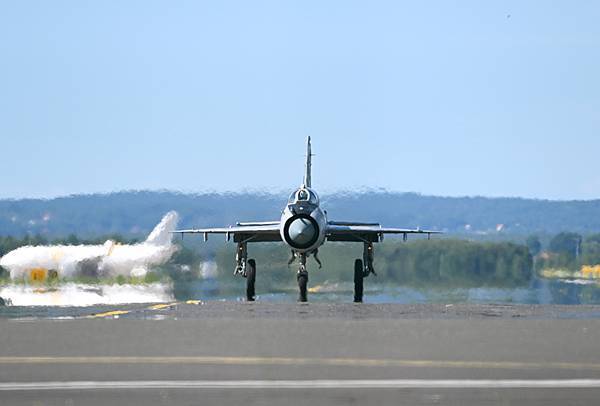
[2,302,600,405]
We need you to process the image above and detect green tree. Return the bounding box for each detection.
[549,232,582,259]
[525,235,542,257]
[581,241,600,265]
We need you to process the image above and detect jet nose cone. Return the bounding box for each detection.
[288,217,317,246]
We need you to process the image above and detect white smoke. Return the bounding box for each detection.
[0,283,173,306]
[144,211,179,245]
[199,261,218,279]
[0,211,180,280]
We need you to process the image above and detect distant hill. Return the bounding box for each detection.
[0,191,599,239]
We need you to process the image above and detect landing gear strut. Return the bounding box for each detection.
[313,249,323,269]
[288,251,320,302]
[354,242,376,303]
[235,242,247,276]
[363,242,375,276]
[297,253,308,302]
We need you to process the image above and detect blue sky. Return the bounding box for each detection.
[0,1,599,200]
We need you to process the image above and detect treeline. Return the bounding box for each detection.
[214,239,533,289]
[527,232,600,271]
[5,191,600,238]
[0,234,540,288]
[377,240,532,287]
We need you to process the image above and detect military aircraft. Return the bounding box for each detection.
[175,138,440,302]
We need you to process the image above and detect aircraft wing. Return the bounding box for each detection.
[173,222,282,243]
[326,222,441,242]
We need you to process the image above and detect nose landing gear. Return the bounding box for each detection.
[297,253,308,302]
[288,251,318,302]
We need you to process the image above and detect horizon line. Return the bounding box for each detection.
[0,188,598,203]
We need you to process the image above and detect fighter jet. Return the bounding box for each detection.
[175,138,440,302]
[0,211,179,281]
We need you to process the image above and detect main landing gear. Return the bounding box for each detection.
[236,242,375,303]
[354,242,376,303]
[246,259,256,301]
[235,242,257,301]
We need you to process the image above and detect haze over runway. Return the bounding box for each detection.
[1,302,600,405]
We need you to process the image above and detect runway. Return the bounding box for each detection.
[1,302,600,405]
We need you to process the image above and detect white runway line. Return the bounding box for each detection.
[2,380,600,390]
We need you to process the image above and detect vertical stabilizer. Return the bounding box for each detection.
[303,136,312,188]
[145,211,179,245]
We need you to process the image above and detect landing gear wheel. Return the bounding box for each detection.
[354,259,364,303]
[246,259,256,301]
[297,271,308,302]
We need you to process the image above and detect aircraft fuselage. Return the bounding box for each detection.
[279,187,327,254]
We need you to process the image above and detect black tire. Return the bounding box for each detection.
[246,259,256,301]
[297,271,308,302]
[354,259,364,303]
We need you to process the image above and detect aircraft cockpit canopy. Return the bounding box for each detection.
[288,188,319,205]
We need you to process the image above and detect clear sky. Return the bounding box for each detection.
[0,1,598,200]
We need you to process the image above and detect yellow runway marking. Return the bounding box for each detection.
[85,301,192,319]
[87,310,130,319]
[1,356,600,371]
[148,302,179,310]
